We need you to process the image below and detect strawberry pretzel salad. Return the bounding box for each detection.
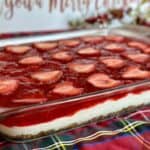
[0,34,149,140]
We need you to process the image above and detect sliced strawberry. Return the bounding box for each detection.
[128,41,147,50]
[53,81,83,96]
[82,36,103,43]
[52,51,73,62]
[78,47,100,56]
[13,98,47,104]
[0,79,19,95]
[122,67,150,79]
[104,43,124,52]
[142,47,150,54]
[124,53,149,63]
[105,35,124,42]
[68,62,96,73]
[101,57,125,68]
[19,56,43,65]
[31,70,63,83]
[34,42,57,51]
[87,73,120,89]
[6,46,31,54]
[60,40,80,47]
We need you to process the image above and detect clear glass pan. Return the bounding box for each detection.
[0,26,149,142]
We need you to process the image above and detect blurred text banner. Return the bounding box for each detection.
[0,0,141,33]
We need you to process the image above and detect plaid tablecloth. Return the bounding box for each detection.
[0,107,149,150]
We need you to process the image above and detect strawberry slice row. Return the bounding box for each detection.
[0,79,19,95]
[100,57,125,69]
[60,40,80,47]
[122,66,150,79]
[34,42,57,51]
[52,51,73,62]
[52,81,83,96]
[104,43,124,52]
[81,36,103,43]
[87,73,121,89]
[78,47,100,56]
[68,62,96,74]
[124,53,149,63]
[31,70,63,83]
[19,56,44,65]
[6,46,31,54]
[105,35,124,42]
[128,41,147,50]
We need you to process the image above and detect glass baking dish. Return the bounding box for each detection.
[0,26,149,142]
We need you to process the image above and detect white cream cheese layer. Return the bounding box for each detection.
[0,90,149,137]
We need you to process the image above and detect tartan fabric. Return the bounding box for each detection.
[0,107,149,150]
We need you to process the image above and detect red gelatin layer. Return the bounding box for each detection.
[0,35,149,127]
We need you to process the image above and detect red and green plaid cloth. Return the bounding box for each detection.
[0,107,149,150]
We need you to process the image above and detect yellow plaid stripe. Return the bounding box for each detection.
[37,120,150,150]
[120,120,150,149]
